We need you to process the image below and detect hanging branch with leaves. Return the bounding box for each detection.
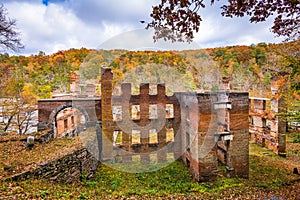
[147,0,300,42]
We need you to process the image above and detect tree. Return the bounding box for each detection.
[0,60,37,134]
[0,97,36,134]
[147,0,300,42]
[0,4,23,51]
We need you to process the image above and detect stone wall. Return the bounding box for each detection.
[7,148,98,183]
[249,97,286,155]
[37,129,55,144]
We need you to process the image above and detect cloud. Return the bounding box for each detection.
[4,1,136,54]
[58,0,155,26]
[194,1,284,47]
[42,0,66,6]
[1,0,39,2]
[1,0,285,55]
[99,29,200,51]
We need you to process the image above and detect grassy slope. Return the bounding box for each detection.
[0,137,82,180]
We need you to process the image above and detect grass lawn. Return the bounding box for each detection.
[0,134,299,199]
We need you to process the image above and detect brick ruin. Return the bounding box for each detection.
[37,66,290,181]
[42,66,300,181]
[100,67,249,181]
[55,107,83,137]
[249,76,287,156]
[38,98,101,136]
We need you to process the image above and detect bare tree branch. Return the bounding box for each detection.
[0,4,24,52]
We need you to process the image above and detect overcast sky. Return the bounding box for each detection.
[1,0,284,55]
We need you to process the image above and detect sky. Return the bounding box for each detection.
[1,0,285,55]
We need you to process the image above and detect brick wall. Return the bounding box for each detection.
[100,67,249,181]
[101,67,182,163]
[249,97,286,155]
[38,98,101,131]
[248,75,286,156]
[227,92,249,178]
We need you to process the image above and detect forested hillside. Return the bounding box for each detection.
[0,40,299,101]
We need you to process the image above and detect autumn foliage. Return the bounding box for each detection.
[0,41,299,99]
[0,40,299,133]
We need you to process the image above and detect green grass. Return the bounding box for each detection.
[1,151,299,200]
[1,161,234,199]
[291,134,300,143]
[94,161,196,196]
[1,142,299,199]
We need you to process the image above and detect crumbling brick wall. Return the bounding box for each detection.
[195,91,249,181]
[249,97,286,155]
[249,76,286,156]
[101,67,182,163]
[100,67,249,181]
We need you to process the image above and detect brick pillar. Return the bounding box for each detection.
[121,83,132,163]
[252,99,267,147]
[173,96,182,160]
[215,91,232,177]
[140,83,150,163]
[188,94,199,181]
[180,94,188,165]
[270,76,286,156]
[157,84,167,162]
[101,67,114,161]
[198,94,218,181]
[37,100,53,131]
[228,93,249,178]
[222,76,231,91]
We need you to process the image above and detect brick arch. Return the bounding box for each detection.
[48,104,90,126]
